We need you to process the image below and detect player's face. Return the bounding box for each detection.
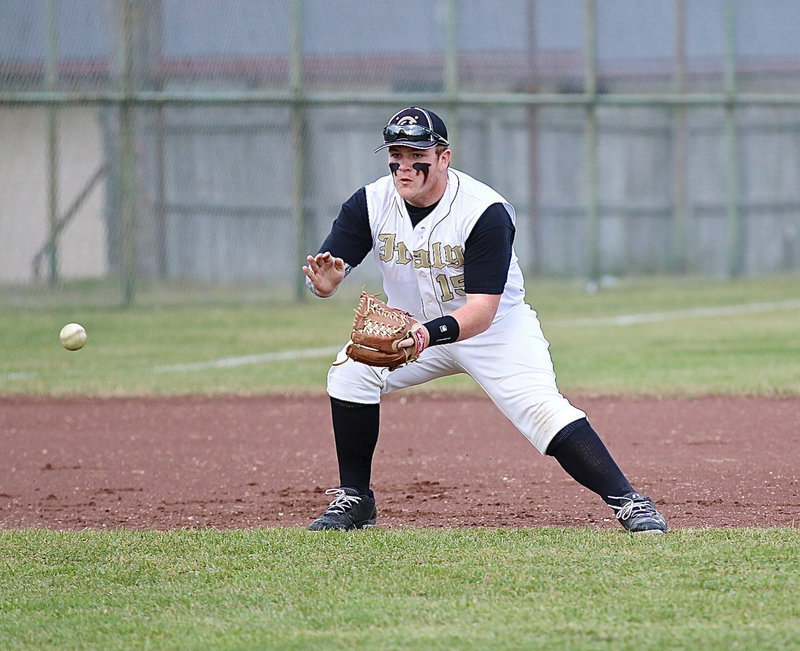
[388,146,450,208]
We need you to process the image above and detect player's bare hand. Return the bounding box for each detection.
[302,252,346,297]
[398,323,430,355]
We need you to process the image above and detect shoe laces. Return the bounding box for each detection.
[323,488,362,515]
[608,493,659,521]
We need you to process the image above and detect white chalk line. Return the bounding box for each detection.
[151,345,342,373]
[548,298,800,327]
[4,371,36,380]
[2,298,799,379]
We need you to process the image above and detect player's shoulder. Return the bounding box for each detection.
[340,186,368,216]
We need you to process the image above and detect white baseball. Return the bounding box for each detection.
[60,323,87,351]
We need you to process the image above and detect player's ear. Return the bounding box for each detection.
[438,148,451,168]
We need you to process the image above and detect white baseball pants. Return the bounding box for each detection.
[327,302,585,454]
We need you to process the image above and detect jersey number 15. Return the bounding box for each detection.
[435,273,465,302]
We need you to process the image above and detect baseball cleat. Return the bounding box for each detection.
[608,492,668,534]
[307,487,377,531]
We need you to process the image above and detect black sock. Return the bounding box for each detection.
[330,397,380,496]
[546,418,634,505]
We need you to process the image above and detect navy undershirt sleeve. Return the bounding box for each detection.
[463,203,515,294]
[318,187,373,267]
[318,192,513,293]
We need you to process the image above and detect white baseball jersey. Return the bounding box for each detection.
[364,168,526,321]
[326,167,586,454]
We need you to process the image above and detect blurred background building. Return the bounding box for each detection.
[2,0,800,306]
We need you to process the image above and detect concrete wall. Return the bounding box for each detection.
[0,106,107,284]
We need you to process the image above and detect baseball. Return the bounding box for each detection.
[59,323,87,351]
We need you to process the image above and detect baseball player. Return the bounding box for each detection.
[302,107,667,534]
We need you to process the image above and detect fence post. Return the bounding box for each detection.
[526,0,541,275]
[444,0,459,164]
[119,0,137,306]
[671,0,688,274]
[584,0,600,283]
[724,0,742,277]
[290,0,308,301]
[45,0,59,286]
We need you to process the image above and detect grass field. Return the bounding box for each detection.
[3,274,800,648]
[2,528,799,649]
[2,274,800,397]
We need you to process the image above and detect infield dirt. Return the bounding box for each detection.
[1,394,797,530]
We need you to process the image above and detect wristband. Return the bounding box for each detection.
[423,316,460,346]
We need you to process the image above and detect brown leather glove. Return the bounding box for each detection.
[345,291,428,369]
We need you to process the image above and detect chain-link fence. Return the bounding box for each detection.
[2,0,800,307]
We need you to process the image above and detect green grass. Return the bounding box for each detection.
[2,274,800,396]
[1,528,799,649]
[3,275,800,648]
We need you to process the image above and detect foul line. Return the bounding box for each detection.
[151,345,341,373]
[548,298,800,327]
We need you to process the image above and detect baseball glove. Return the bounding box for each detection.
[345,290,428,369]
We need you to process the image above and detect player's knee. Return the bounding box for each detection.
[327,358,383,404]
